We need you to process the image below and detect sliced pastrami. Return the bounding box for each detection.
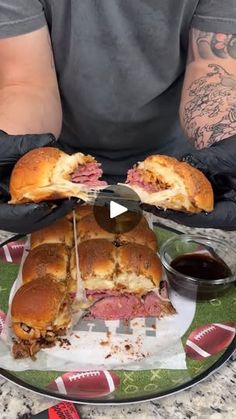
[126,168,160,192]
[86,289,123,301]
[71,162,107,187]
[85,290,175,320]
[88,295,146,320]
[144,291,175,317]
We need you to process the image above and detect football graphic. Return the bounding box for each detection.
[0,310,6,335]
[48,370,120,398]
[185,322,236,360]
[0,240,25,263]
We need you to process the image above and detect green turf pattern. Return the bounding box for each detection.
[0,227,235,401]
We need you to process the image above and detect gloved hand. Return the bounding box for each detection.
[141,134,236,230]
[0,131,77,234]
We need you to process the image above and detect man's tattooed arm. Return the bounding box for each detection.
[188,29,236,63]
[180,28,236,148]
[197,30,236,60]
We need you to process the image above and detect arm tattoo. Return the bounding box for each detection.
[194,29,236,60]
[183,64,236,148]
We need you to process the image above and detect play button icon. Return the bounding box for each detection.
[110,201,128,219]
[93,185,142,234]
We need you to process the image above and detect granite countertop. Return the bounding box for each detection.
[0,222,235,419]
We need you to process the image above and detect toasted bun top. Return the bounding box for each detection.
[127,154,214,213]
[78,239,116,281]
[77,213,115,243]
[118,223,158,252]
[117,243,161,288]
[10,147,64,202]
[30,218,73,249]
[9,147,94,203]
[114,211,148,233]
[77,238,161,293]
[22,243,69,284]
[11,277,64,327]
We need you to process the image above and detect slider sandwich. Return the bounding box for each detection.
[9,147,107,203]
[22,243,70,293]
[110,210,149,232]
[117,222,157,252]
[76,213,116,243]
[71,239,175,320]
[30,217,73,249]
[11,277,71,359]
[74,205,149,227]
[12,222,75,359]
[76,209,157,251]
[125,155,214,213]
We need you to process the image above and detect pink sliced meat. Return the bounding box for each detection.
[88,295,146,320]
[143,292,163,317]
[85,290,175,320]
[126,168,160,193]
[86,289,123,300]
[71,162,107,187]
[145,291,176,317]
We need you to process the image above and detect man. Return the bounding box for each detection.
[0,0,236,233]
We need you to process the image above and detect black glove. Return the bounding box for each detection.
[141,134,236,230]
[0,199,77,234]
[0,131,76,234]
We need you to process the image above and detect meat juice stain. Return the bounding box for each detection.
[170,253,232,280]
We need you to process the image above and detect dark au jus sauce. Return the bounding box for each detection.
[170,253,232,280]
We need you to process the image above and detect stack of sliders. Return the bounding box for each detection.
[70,205,176,320]
[11,217,75,359]
[9,149,214,356]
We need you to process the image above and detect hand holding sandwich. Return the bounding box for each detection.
[0,131,76,234]
[142,135,236,230]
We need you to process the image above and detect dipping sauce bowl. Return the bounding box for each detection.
[160,234,236,300]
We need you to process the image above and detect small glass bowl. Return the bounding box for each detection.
[159,234,236,300]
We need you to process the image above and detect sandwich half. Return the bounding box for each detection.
[11,277,71,359]
[71,239,175,320]
[125,155,214,213]
[9,147,107,203]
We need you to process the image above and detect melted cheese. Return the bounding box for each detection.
[83,278,115,291]
[115,273,155,294]
[120,184,192,211]
[53,304,71,328]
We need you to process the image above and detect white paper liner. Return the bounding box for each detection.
[0,215,196,372]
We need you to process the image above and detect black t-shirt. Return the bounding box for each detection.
[0,0,236,176]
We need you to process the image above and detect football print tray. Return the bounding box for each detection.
[0,226,235,404]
